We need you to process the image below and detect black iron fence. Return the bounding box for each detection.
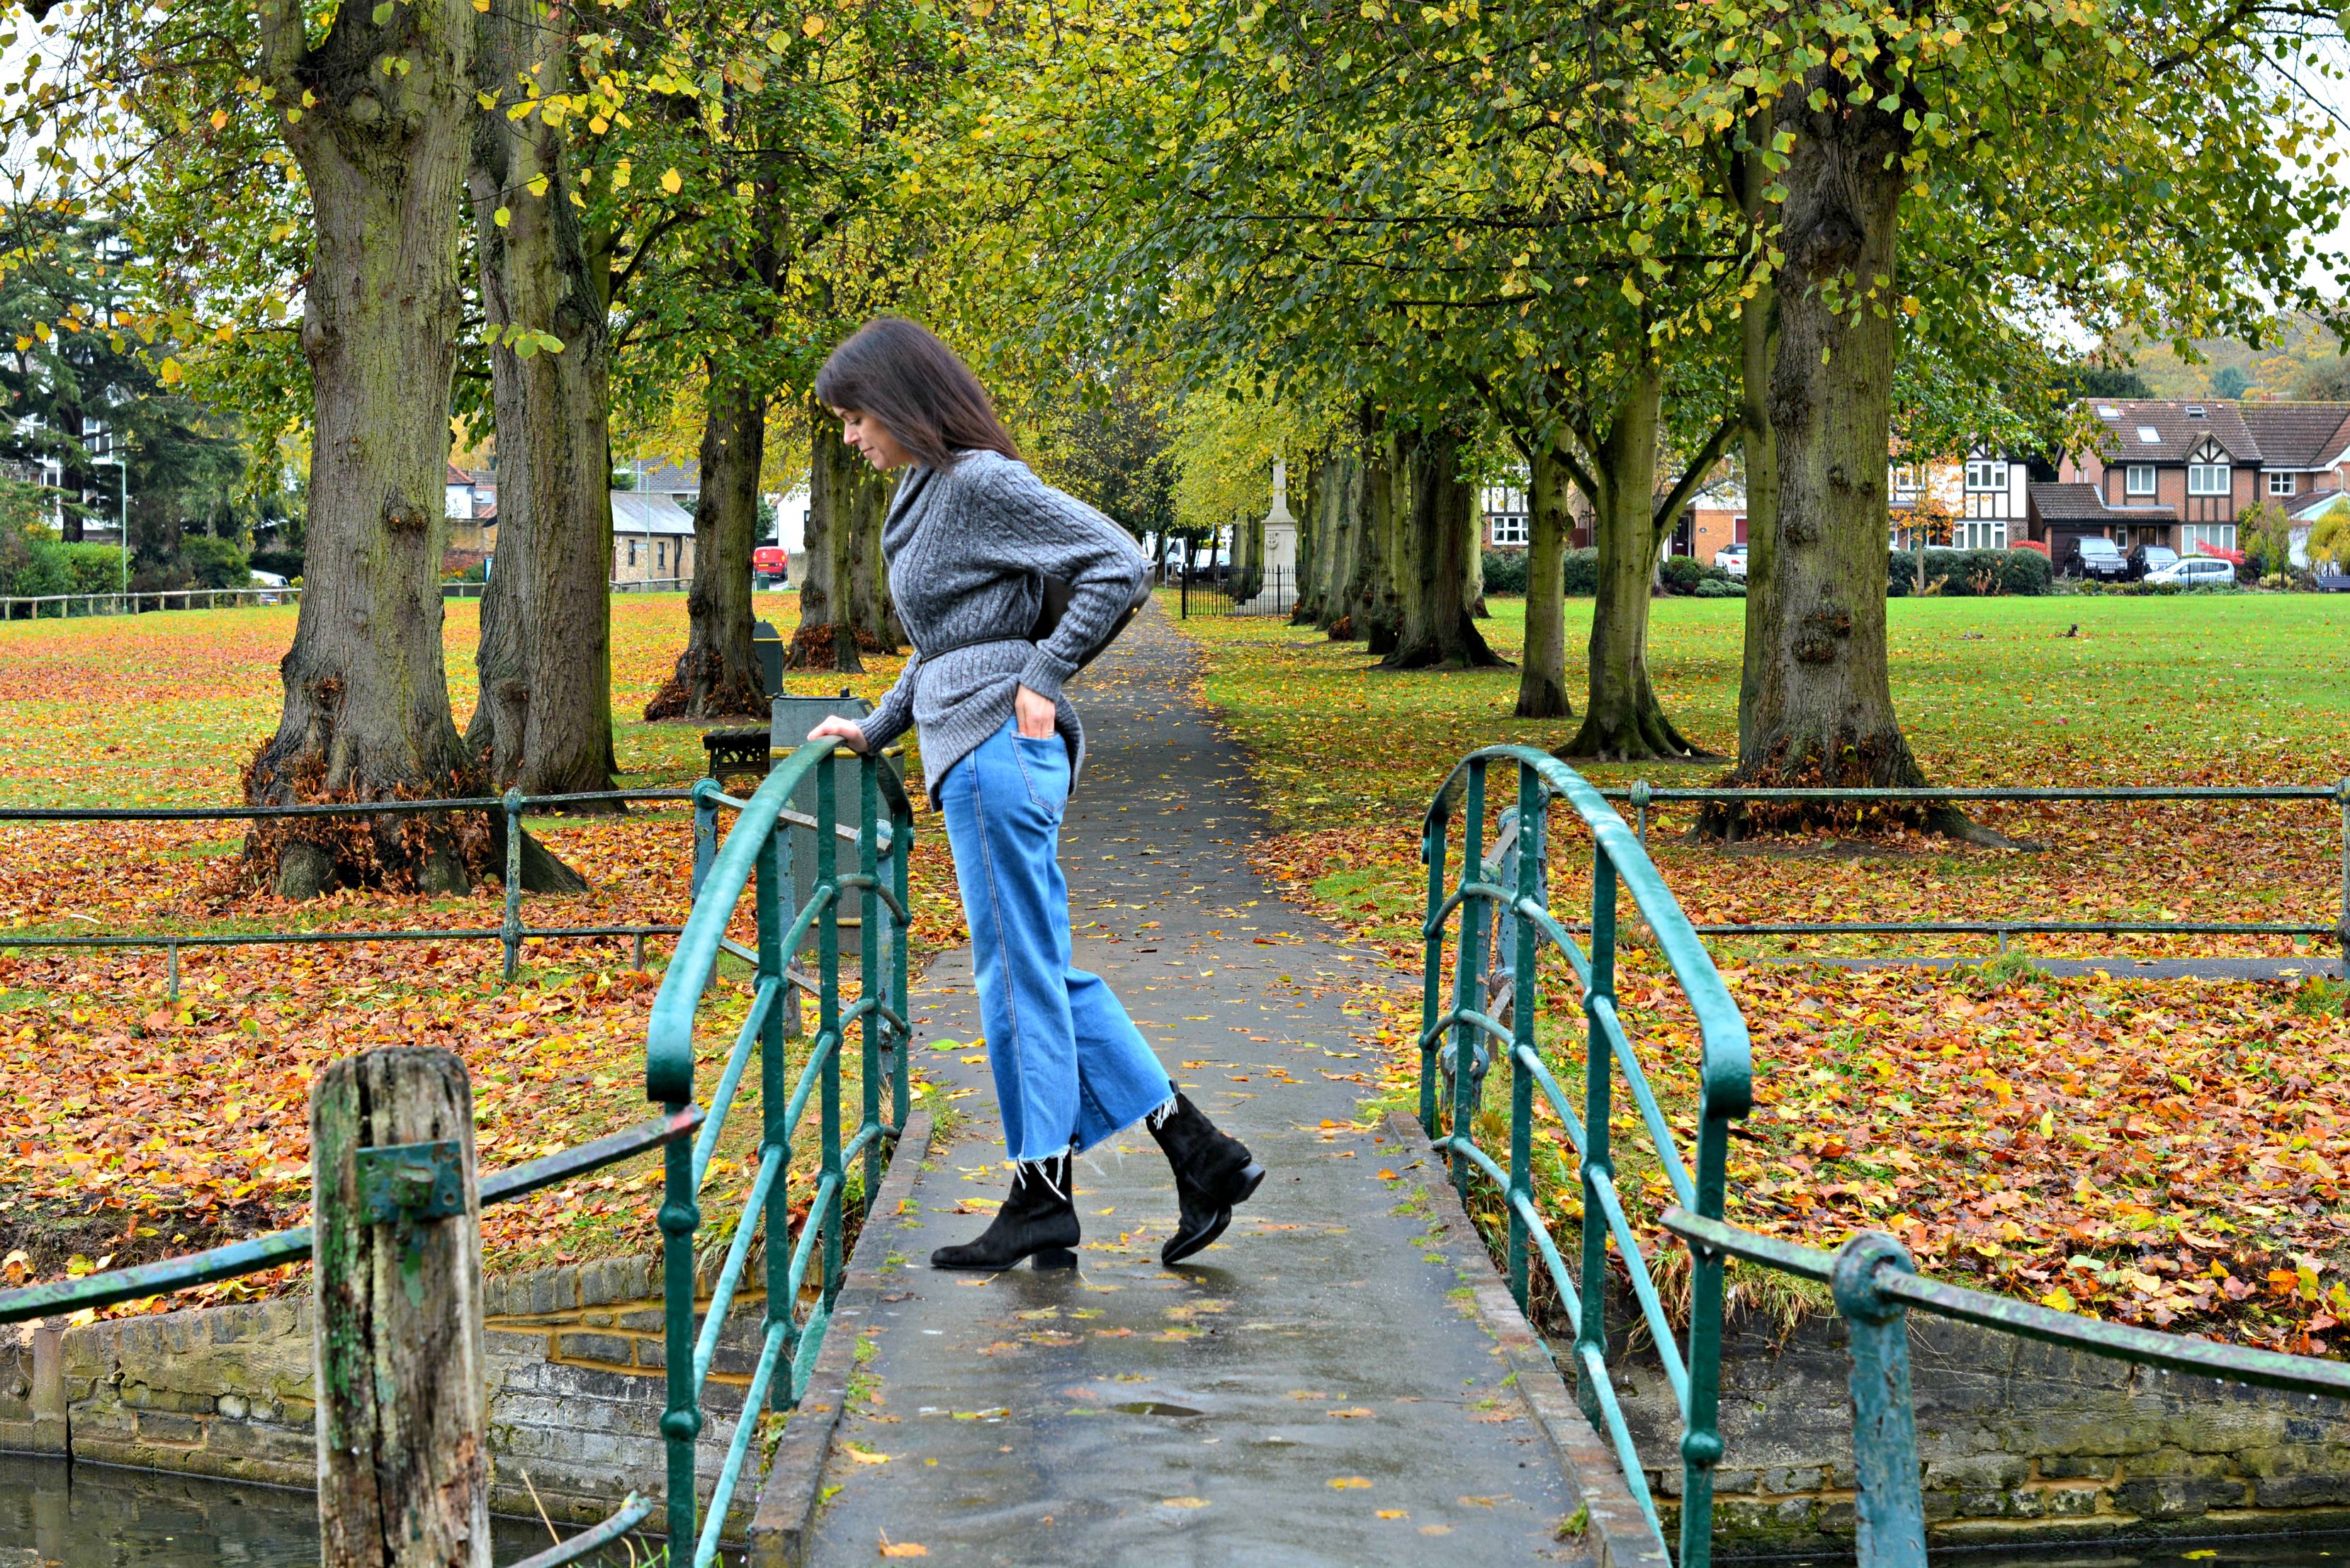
[1175,565,1298,619]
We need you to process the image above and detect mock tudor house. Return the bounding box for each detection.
[2035,398,2350,560]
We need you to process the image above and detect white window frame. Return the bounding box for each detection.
[2181,523,2239,555]
[2187,463,2230,497]
[1964,458,2009,492]
[2137,425,2163,445]
[1489,513,1528,547]
[2125,465,2156,496]
[2270,470,2295,496]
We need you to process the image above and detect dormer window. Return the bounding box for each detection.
[2137,426,2162,444]
[2188,460,2231,495]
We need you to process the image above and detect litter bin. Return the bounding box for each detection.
[769,691,900,953]
[752,619,784,699]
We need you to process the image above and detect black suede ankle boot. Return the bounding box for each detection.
[1148,1093,1265,1265]
[930,1153,1080,1270]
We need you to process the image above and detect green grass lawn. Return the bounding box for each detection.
[1176,592,2350,833]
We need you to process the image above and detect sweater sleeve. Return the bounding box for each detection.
[979,461,1148,701]
[855,648,920,753]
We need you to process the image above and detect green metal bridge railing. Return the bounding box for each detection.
[650,743,913,1564]
[0,738,915,1567]
[0,788,707,987]
[1420,745,2350,1568]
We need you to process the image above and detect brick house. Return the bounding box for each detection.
[2039,398,2350,558]
[1480,484,1533,550]
[1889,449,2030,551]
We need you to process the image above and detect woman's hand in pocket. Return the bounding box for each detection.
[1013,684,1056,739]
[807,715,869,752]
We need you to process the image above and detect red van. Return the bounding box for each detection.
[752,545,789,587]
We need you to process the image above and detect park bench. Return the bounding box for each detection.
[702,727,772,783]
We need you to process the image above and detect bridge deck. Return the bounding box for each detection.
[789,611,1595,1567]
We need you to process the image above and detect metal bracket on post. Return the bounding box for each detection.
[354,1139,465,1224]
[1629,779,1653,851]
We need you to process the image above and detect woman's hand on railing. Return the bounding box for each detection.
[807,716,869,752]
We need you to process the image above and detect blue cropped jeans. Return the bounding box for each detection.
[937,718,1173,1165]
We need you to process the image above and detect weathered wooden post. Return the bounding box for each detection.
[311,1047,491,1568]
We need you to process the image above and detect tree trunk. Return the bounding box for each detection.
[312,1047,490,1568]
[245,0,482,900]
[1515,438,1574,719]
[1700,83,1989,842]
[650,375,767,718]
[1355,427,1402,652]
[1729,106,1783,765]
[788,401,864,672]
[1463,514,1487,619]
[1561,366,1710,760]
[1305,448,1365,631]
[463,0,616,804]
[1380,426,1506,670]
[1289,454,1322,625]
[847,462,901,653]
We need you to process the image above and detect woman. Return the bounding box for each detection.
[807,317,1265,1271]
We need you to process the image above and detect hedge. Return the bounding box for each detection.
[1,540,125,597]
[1887,546,2052,597]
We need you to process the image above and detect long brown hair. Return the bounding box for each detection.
[815,317,1021,470]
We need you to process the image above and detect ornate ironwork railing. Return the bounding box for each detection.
[1420,745,2350,1568]
[0,738,915,1567]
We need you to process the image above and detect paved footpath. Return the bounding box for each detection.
[803,610,1584,1567]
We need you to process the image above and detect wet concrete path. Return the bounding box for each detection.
[802,610,1584,1567]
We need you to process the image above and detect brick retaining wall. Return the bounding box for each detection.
[0,1253,767,1533]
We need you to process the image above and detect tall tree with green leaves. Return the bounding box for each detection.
[1675,0,2342,834]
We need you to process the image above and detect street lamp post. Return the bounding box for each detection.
[93,454,128,604]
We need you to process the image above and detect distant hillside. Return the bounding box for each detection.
[2105,315,2350,400]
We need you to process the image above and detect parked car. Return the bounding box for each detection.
[2145,555,2237,587]
[752,544,791,587]
[248,569,289,604]
[2125,544,2177,582]
[2061,536,2128,580]
[1712,542,1748,579]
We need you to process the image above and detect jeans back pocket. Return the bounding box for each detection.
[1012,731,1069,818]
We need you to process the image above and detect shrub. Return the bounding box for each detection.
[1659,555,1707,594]
[182,534,250,589]
[1480,548,1530,594]
[1693,577,1746,598]
[1561,546,1599,596]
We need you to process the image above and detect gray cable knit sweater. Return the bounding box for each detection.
[854,450,1149,798]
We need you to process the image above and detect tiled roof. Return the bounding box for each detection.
[446,461,474,486]
[2237,404,2350,468]
[2078,400,2259,463]
[2287,487,2350,519]
[613,491,696,536]
[2028,482,2179,524]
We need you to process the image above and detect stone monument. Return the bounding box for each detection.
[1240,459,1298,614]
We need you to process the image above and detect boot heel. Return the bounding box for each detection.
[1032,1248,1078,1270]
[1225,1161,1267,1206]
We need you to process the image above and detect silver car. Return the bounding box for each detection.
[2145,556,2236,586]
[1712,543,1748,579]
